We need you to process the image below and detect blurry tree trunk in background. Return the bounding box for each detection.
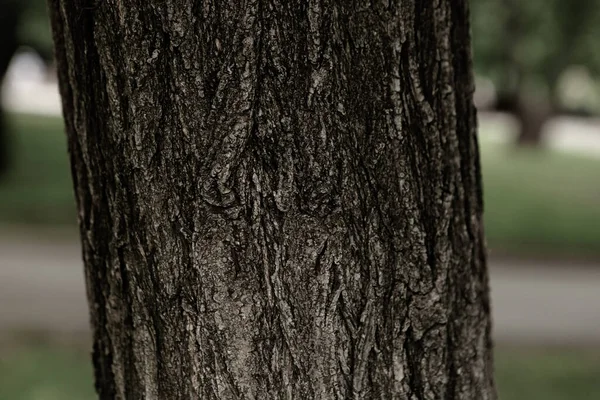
[494,0,550,147]
[491,0,597,147]
[0,1,23,176]
[48,0,495,398]
[514,95,552,146]
[492,92,551,147]
[495,0,522,114]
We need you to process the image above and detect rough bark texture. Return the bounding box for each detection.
[48,1,495,399]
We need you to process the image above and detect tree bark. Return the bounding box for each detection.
[48,1,495,399]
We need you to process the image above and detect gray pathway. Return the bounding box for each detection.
[1,231,599,344]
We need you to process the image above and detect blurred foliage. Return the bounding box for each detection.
[0,0,52,61]
[471,0,600,110]
[17,0,53,61]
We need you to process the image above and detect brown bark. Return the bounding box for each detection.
[48,1,495,399]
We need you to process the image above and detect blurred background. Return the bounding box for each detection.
[0,1,599,398]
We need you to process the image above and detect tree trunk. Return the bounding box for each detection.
[494,91,552,147]
[48,1,495,399]
[515,95,552,147]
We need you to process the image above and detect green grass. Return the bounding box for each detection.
[1,112,599,257]
[495,348,600,400]
[0,114,75,225]
[0,343,96,400]
[481,140,600,258]
[0,343,598,399]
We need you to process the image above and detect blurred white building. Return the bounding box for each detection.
[1,49,61,116]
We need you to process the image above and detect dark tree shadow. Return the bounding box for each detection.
[0,1,24,177]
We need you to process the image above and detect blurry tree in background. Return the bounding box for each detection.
[16,0,54,63]
[472,0,600,145]
[0,0,51,176]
